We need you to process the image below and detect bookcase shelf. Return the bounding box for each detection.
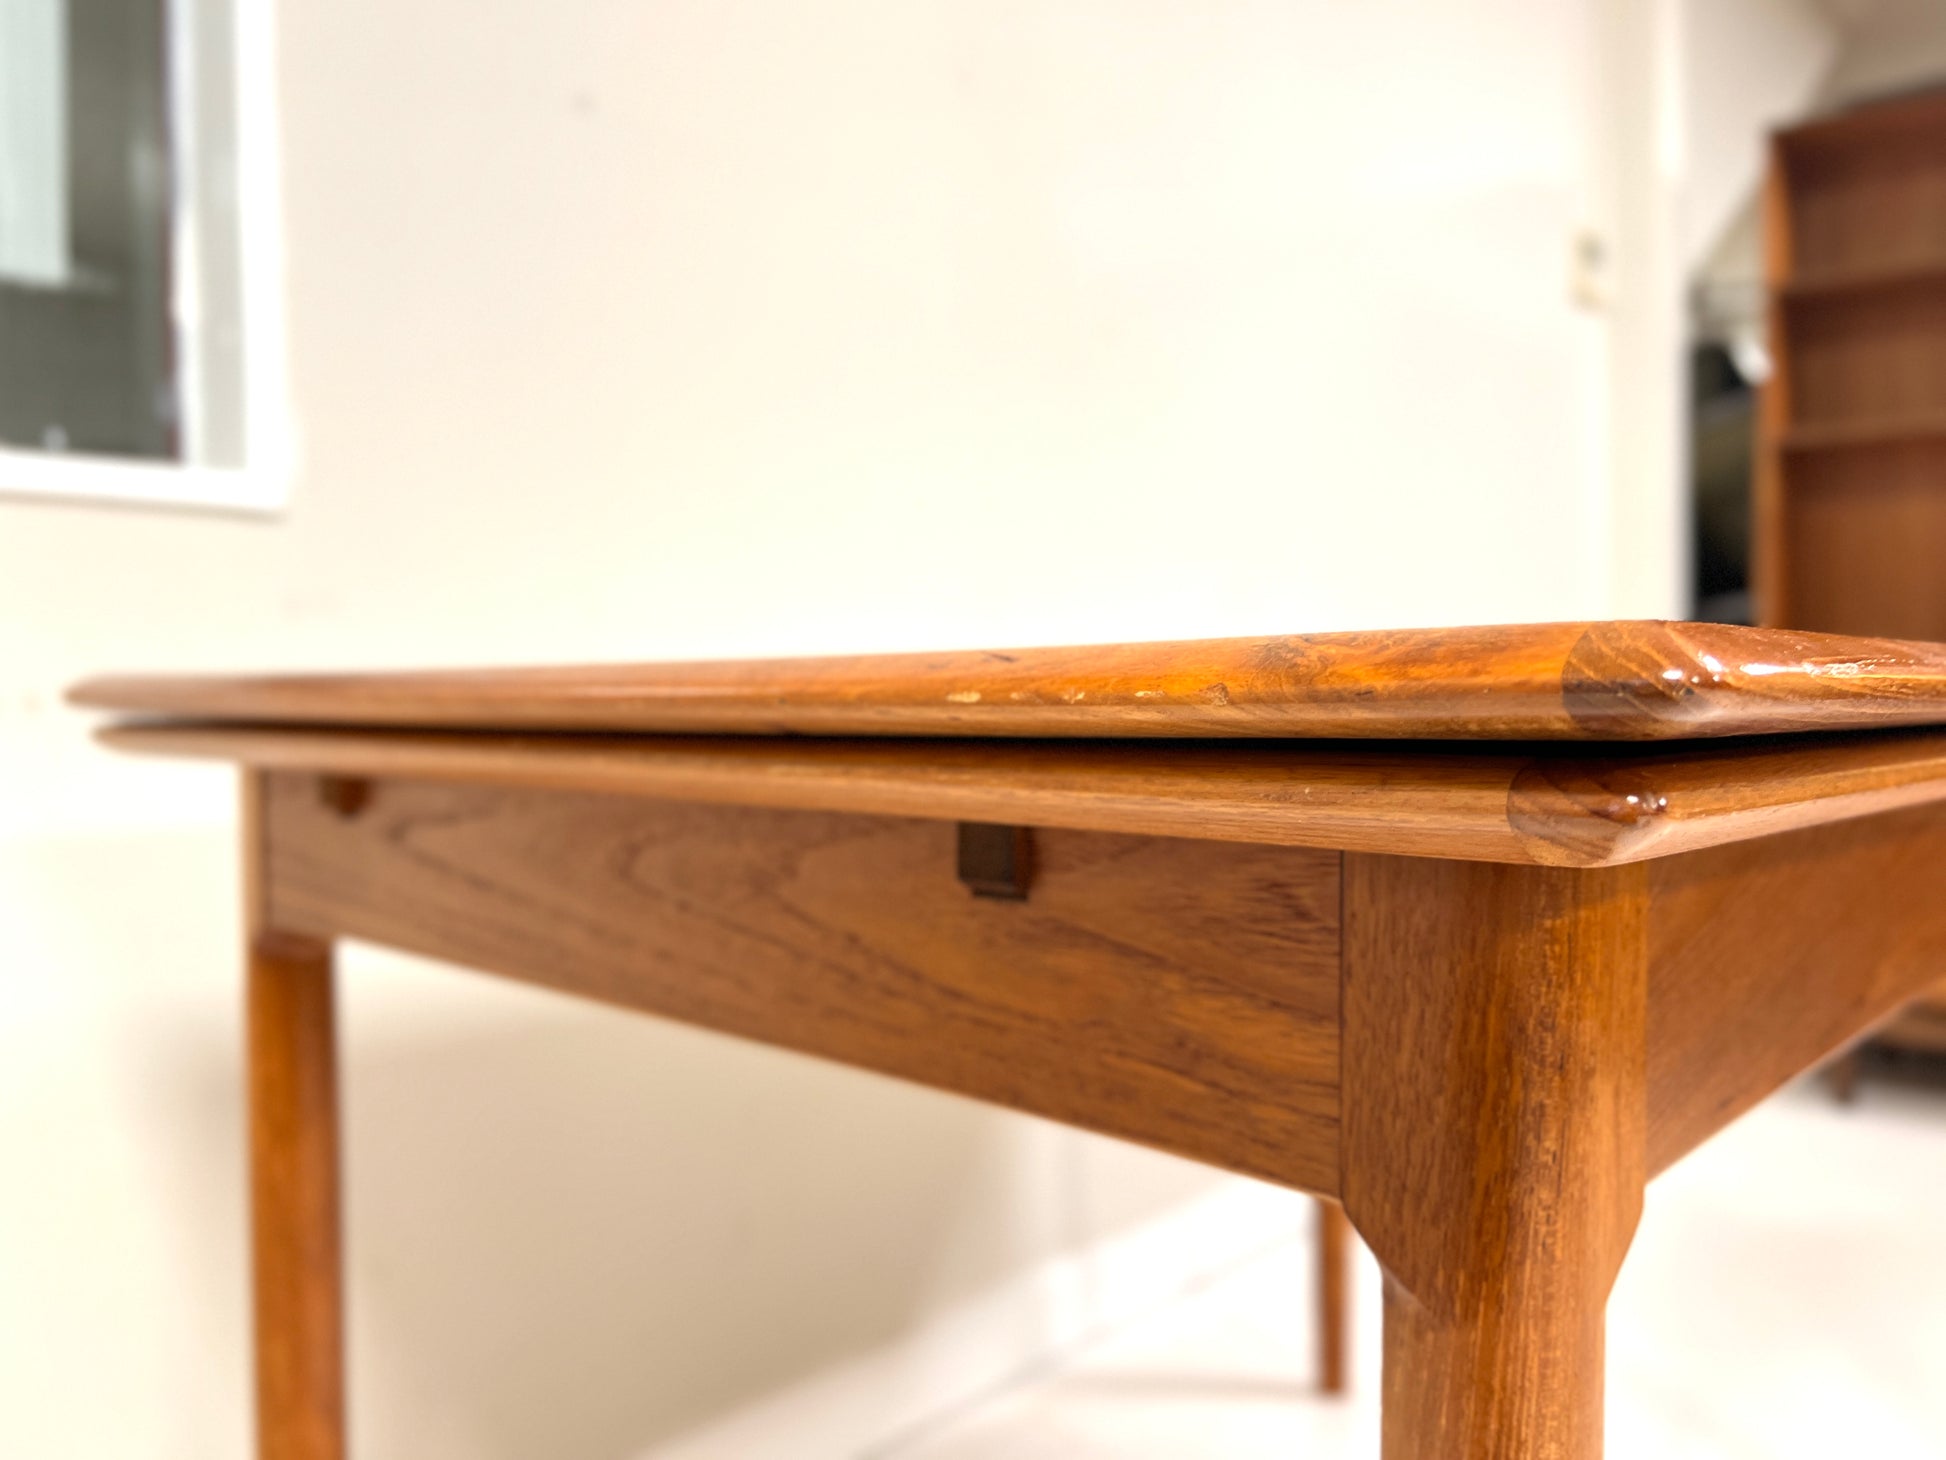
[1761,91,1946,1053]
[1783,414,1946,452]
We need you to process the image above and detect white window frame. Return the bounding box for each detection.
[0,0,290,515]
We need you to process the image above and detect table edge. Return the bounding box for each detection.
[65,620,1946,744]
[92,720,1946,868]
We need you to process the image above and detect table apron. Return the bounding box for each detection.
[253,769,1345,1196]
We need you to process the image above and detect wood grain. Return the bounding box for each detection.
[258,772,1344,1194]
[68,619,1946,742]
[244,776,344,1460]
[1343,856,1647,1460]
[1316,1198,1351,1396]
[98,720,1946,869]
[1645,798,1946,1169]
[1504,727,1946,865]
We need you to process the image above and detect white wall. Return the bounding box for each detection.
[1680,0,1835,272]
[1825,0,1946,104]
[0,3,1675,1456]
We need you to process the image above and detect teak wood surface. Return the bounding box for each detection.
[70,618,1946,741]
[74,620,1946,1460]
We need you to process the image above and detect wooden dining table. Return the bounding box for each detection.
[71,619,1946,1460]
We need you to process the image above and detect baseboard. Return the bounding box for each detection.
[640,1176,1315,1460]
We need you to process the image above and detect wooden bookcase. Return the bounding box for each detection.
[1758,90,1946,1053]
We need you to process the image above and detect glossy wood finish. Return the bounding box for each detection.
[67,619,1946,742]
[79,622,1946,1458]
[1343,856,1647,1460]
[92,721,1554,866]
[258,771,1344,1193]
[95,718,1946,870]
[224,752,1946,1455]
[1498,727,1946,866]
[245,776,344,1460]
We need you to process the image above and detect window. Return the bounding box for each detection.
[0,0,287,511]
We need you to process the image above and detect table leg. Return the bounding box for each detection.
[1317,1197,1351,1395]
[248,927,344,1460]
[1341,856,1648,1460]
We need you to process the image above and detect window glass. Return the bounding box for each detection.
[0,0,177,460]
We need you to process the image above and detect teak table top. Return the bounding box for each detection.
[71,620,1946,868]
[75,619,1946,1460]
[70,619,1946,740]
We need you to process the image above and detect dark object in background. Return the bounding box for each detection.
[1825,1036,1946,1104]
[1693,342,1755,625]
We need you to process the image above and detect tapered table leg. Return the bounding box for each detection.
[1342,856,1647,1459]
[1316,1197,1351,1395]
[249,928,343,1460]
[247,927,343,1460]
[246,767,344,1460]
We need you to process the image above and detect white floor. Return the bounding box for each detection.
[883,1070,1946,1460]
